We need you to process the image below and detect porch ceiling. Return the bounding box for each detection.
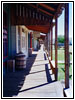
[26,25,50,33]
[10,3,64,33]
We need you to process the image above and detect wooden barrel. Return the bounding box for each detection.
[15,52,26,69]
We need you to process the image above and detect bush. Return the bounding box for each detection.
[58,35,64,43]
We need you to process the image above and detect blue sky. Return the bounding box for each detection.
[53,3,72,39]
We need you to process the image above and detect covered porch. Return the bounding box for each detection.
[3,2,73,98]
[3,44,64,97]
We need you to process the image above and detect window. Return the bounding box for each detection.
[22,31,25,48]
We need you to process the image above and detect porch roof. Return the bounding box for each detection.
[10,3,64,33]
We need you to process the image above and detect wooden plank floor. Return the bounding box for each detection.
[3,44,64,98]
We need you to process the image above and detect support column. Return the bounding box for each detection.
[20,27,22,52]
[45,35,47,50]
[46,34,48,51]
[49,30,51,57]
[30,32,32,48]
[45,36,46,49]
[47,33,49,56]
[55,16,58,81]
[65,3,69,88]
[48,33,50,56]
[49,32,50,57]
[29,32,33,57]
[47,34,48,52]
[51,25,53,60]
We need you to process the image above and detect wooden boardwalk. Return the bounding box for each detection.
[3,45,64,98]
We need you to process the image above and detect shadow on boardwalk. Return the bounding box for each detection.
[3,54,37,97]
[3,51,55,97]
[18,53,55,94]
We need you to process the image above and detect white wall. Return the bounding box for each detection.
[16,26,29,58]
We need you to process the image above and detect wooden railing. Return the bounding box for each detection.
[45,50,56,79]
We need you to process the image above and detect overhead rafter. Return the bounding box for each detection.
[39,3,56,12]
[39,8,54,16]
[27,3,54,17]
[11,4,50,26]
[10,3,64,34]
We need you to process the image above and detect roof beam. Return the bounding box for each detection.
[28,3,54,17]
[26,25,50,33]
[15,16,50,25]
[39,3,56,12]
[39,8,54,16]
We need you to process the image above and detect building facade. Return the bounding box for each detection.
[3,4,29,74]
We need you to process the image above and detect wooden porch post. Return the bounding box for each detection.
[45,36,47,50]
[30,32,32,48]
[44,37,46,49]
[45,36,47,49]
[55,16,58,81]
[46,34,48,51]
[65,3,69,88]
[49,31,51,57]
[48,33,50,56]
[46,36,47,50]
[51,25,53,60]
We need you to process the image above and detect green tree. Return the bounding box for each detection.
[58,35,64,43]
